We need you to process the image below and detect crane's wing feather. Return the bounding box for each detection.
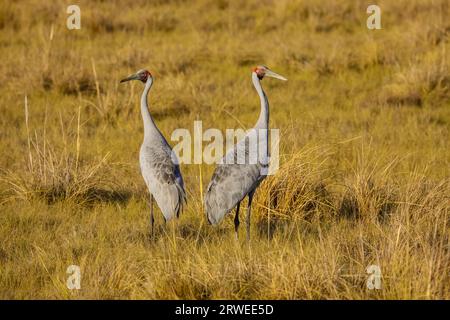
[140,143,186,221]
[204,136,263,225]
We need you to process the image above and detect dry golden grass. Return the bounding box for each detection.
[0,0,449,299]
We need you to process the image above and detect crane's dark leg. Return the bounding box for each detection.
[246,190,255,242]
[234,201,241,240]
[150,194,155,238]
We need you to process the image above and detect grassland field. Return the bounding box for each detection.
[0,0,449,299]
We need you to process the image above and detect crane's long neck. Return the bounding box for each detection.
[140,78,160,140]
[252,72,269,130]
[252,72,270,162]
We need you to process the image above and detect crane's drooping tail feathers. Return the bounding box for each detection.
[204,181,229,225]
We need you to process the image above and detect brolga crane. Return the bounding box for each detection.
[205,66,287,241]
[120,69,186,236]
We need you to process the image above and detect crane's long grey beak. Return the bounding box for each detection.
[266,69,287,81]
[120,73,139,83]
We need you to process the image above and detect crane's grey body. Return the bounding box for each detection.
[205,127,267,225]
[205,68,286,240]
[122,70,186,234]
[139,136,185,221]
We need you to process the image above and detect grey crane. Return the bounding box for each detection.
[204,66,287,240]
[120,69,186,236]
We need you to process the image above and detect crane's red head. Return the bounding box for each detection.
[252,65,287,81]
[253,66,268,80]
[120,69,152,83]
